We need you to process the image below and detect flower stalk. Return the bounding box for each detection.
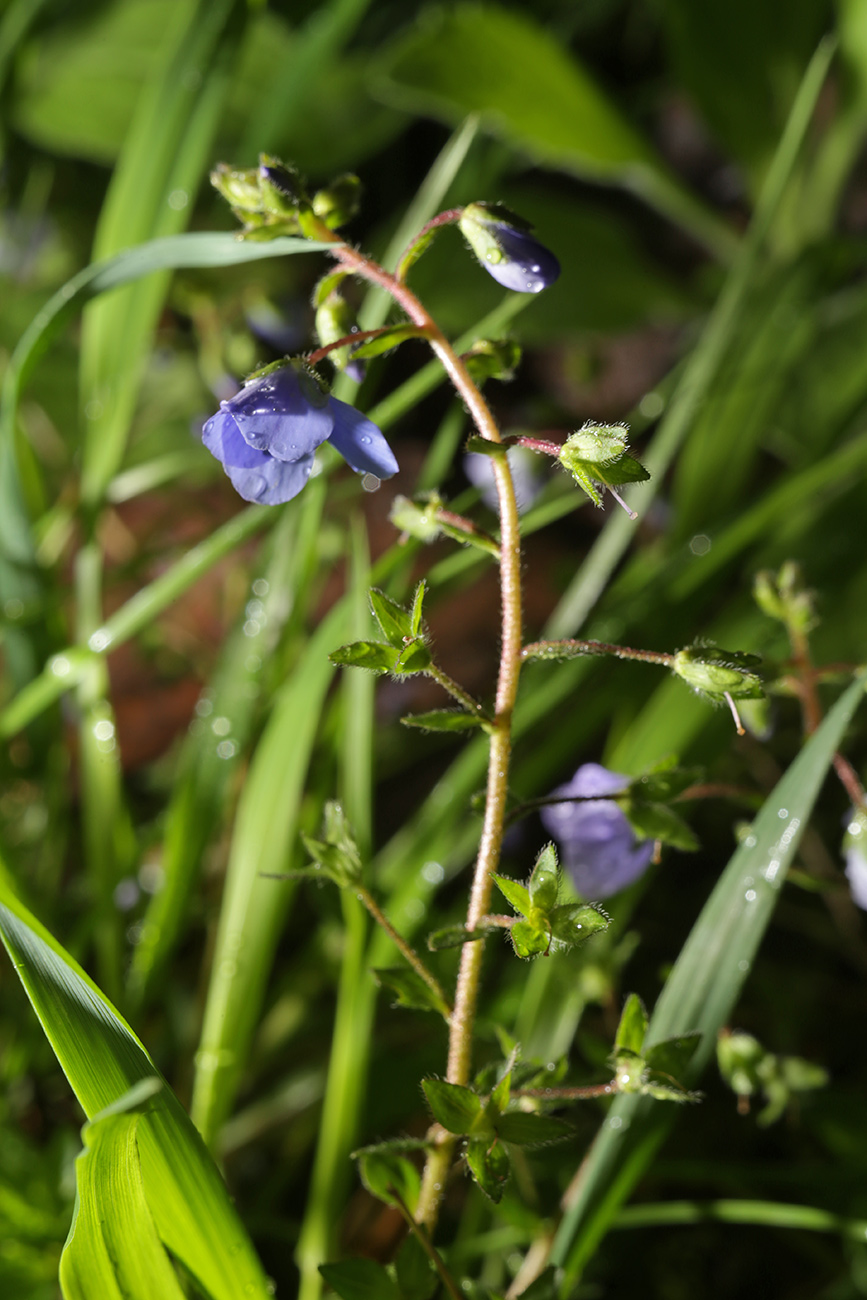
[303,215,526,1230]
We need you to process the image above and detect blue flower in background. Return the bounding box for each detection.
[202,362,398,505]
[459,202,560,294]
[540,763,654,900]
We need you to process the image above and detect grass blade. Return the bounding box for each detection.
[0,871,271,1299]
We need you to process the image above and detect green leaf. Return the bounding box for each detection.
[349,324,427,359]
[465,1138,510,1203]
[410,580,426,637]
[358,1151,421,1214]
[496,1111,573,1145]
[528,843,560,911]
[422,1078,482,1135]
[401,709,488,733]
[624,802,699,852]
[592,455,652,489]
[60,1084,186,1300]
[426,923,494,951]
[374,5,736,260]
[301,801,364,887]
[0,875,271,1299]
[510,919,550,959]
[394,1232,437,1300]
[644,1033,702,1082]
[492,874,531,917]
[330,640,399,674]
[614,994,648,1056]
[319,1258,400,1300]
[372,968,449,1018]
[548,904,610,947]
[394,639,432,674]
[368,588,414,647]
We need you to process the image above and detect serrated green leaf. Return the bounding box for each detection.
[548,903,610,947]
[426,923,494,951]
[614,994,648,1056]
[358,1151,421,1214]
[465,1138,510,1203]
[422,1078,482,1134]
[368,588,413,647]
[319,1258,400,1300]
[529,843,560,910]
[492,874,531,916]
[329,640,399,673]
[496,1111,573,1145]
[401,709,489,732]
[372,968,450,1018]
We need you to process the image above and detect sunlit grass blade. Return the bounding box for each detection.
[191,603,348,1147]
[296,519,375,1300]
[0,871,272,1299]
[59,1081,186,1300]
[548,669,867,1288]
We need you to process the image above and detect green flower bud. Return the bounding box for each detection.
[258,155,306,218]
[672,645,764,701]
[314,289,363,379]
[312,173,362,230]
[210,163,262,213]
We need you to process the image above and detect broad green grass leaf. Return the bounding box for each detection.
[60,1082,185,1300]
[374,4,735,260]
[548,670,867,1287]
[0,873,272,1299]
[191,604,347,1145]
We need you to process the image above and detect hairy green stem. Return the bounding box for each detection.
[316,220,525,1231]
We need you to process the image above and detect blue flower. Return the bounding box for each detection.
[540,763,654,900]
[843,809,867,909]
[459,202,560,294]
[202,362,398,505]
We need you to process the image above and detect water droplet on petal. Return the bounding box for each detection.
[246,474,268,499]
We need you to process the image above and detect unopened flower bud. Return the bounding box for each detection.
[312,173,362,230]
[459,202,560,293]
[258,155,306,217]
[210,163,262,213]
[315,289,364,380]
